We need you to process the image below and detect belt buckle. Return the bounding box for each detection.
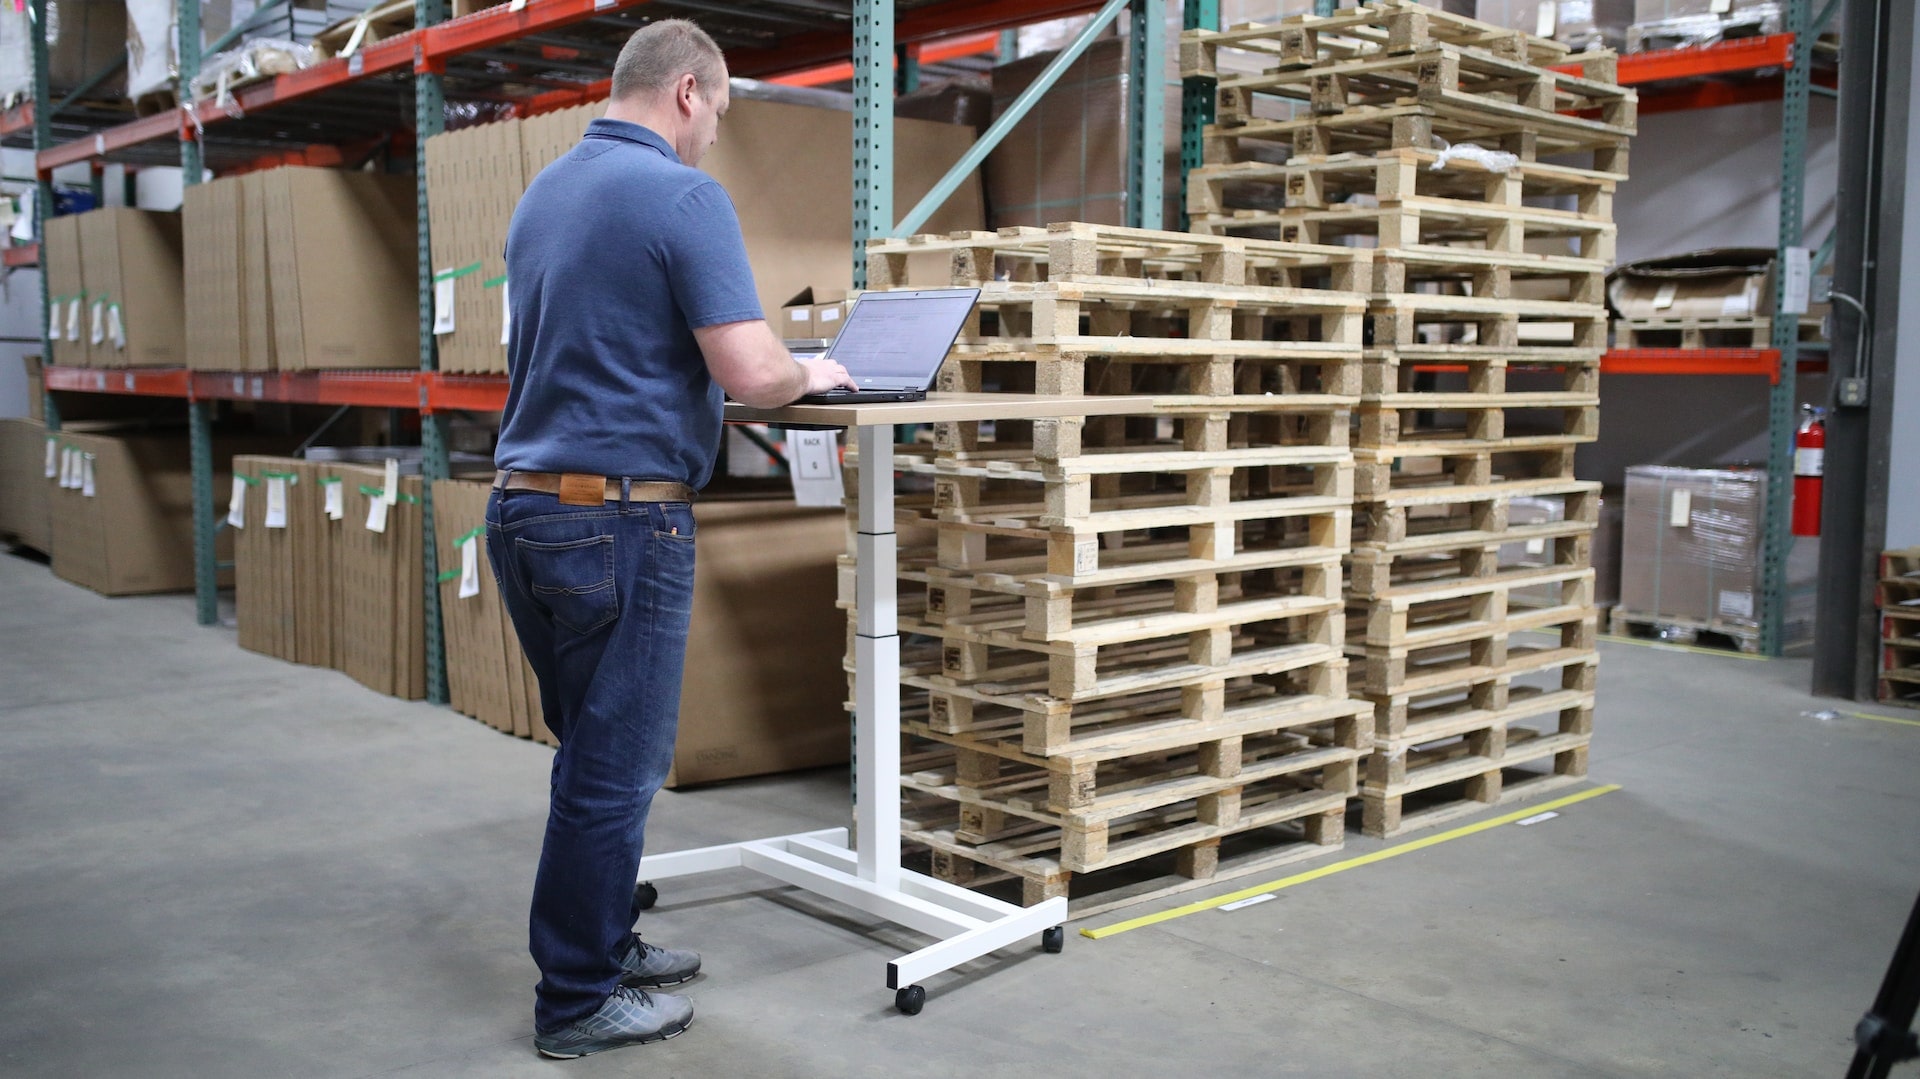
[557,472,606,506]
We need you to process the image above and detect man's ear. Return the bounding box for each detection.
[678,73,698,115]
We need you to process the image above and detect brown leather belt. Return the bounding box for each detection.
[493,470,696,506]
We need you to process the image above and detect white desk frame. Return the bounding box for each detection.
[638,394,1151,1008]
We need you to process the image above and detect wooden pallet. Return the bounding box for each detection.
[1613,315,1826,350]
[1181,0,1574,81]
[1195,199,1617,265]
[903,767,1349,912]
[1606,608,1762,654]
[1358,392,1600,451]
[1350,618,1597,730]
[1355,476,1600,546]
[1362,737,1590,838]
[1348,520,1593,599]
[867,223,1373,293]
[904,695,1366,856]
[1354,564,1593,650]
[1188,147,1620,224]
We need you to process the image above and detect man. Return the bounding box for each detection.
[485,19,855,1061]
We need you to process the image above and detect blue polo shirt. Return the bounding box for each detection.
[494,118,762,488]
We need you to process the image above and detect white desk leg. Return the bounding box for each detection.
[853,425,900,889]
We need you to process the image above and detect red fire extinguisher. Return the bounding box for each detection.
[1792,404,1825,537]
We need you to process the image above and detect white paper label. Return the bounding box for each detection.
[1718,590,1754,620]
[1652,281,1678,310]
[1218,893,1278,912]
[1516,811,1560,826]
[1525,537,1546,555]
[1073,538,1099,576]
[44,437,57,479]
[324,482,344,521]
[1795,447,1824,476]
[1720,290,1751,316]
[784,428,844,508]
[59,447,74,488]
[65,298,81,341]
[89,300,106,345]
[818,307,841,326]
[48,301,62,341]
[433,274,456,335]
[499,279,511,346]
[1710,0,1733,11]
[265,477,288,528]
[509,0,526,10]
[1780,246,1811,315]
[366,495,389,534]
[80,453,95,498]
[1535,3,1556,37]
[458,536,481,599]
[1669,489,1691,527]
[382,459,400,505]
[107,304,125,349]
[227,476,247,528]
[788,308,811,327]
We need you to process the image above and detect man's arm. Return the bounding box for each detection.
[695,319,856,408]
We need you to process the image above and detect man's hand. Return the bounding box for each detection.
[801,359,858,396]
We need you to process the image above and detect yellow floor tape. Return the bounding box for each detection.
[1082,784,1623,940]
[1596,634,1769,661]
[1835,708,1920,730]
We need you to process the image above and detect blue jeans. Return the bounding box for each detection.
[484,488,697,1034]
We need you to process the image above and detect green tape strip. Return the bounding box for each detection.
[433,262,484,282]
[398,493,422,505]
[235,473,261,486]
[320,476,342,485]
[357,484,383,497]
[481,274,507,289]
[261,470,299,484]
[437,568,461,583]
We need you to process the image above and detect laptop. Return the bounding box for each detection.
[794,287,980,404]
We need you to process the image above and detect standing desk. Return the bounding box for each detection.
[637,393,1155,1014]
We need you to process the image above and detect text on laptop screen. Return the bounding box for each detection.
[830,290,977,384]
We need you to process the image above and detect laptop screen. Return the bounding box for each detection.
[824,288,979,389]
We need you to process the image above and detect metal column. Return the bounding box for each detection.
[29,0,55,430]
[417,0,451,704]
[1759,0,1813,656]
[1179,0,1220,231]
[851,0,892,288]
[1126,0,1166,230]
[180,0,219,626]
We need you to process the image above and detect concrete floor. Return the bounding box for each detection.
[3,550,1918,1079]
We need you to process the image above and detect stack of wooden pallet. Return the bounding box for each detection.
[859,223,1374,912]
[1183,0,1635,837]
[1881,548,1920,709]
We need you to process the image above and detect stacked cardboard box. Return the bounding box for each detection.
[1611,465,1815,651]
[39,207,186,369]
[0,417,53,552]
[432,478,856,786]
[1184,0,1634,837]
[1608,248,1827,350]
[867,223,1374,911]
[184,167,416,373]
[231,456,339,669]
[1627,0,1781,52]
[422,96,987,371]
[45,427,283,596]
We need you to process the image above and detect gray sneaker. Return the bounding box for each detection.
[533,985,693,1059]
[619,933,701,988]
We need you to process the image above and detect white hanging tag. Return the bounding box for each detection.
[458,536,481,599]
[366,495,390,534]
[1669,488,1692,527]
[44,437,57,478]
[48,299,62,341]
[89,300,106,345]
[227,476,248,528]
[60,447,76,488]
[383,458,400,505]
[265,476,288,528]
[108,304,125,349]
[324,481,344,521]
[65,298,81,341]
[1535,3,1556,36]
[499,279,511,346]
[80,453,95,498]
[433,273,456,336]
[784,428,844,508]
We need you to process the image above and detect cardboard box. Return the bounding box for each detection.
[778,287,850,341]
[0,417,53,552]
[183,175,254,371]
[1618,465,1813,642]
[1593,487,1622,610]
[23,354,43,420]
[46,428,273,596]
[264,168,418,371]
[75,207,186,368]
[0,0,128,102]
[433,478,555,743]
[1609,248,1779,322]
[332,463,427,700]
[232,455,338,668]
[811,292,849,340]
[426,118,524,374]
[666,499,852,788]
[42,214,86,368]
[1473,0,1632,50]
[779,291,818,342]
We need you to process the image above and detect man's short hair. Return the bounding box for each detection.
[610,20,726,102]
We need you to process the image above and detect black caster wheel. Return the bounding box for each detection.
[1042,926,1065,954]
[633,882,658,912]
[895,985,926,1016]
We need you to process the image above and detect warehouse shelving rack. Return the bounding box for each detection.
[24,0,1195,705]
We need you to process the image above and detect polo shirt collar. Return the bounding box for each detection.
[585,118,681,163]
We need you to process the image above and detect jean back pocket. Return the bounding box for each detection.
[516,534,618,635]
